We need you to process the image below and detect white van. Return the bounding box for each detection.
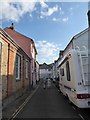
[58,49,90,108]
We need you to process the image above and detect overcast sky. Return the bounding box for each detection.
[0,0,89,64]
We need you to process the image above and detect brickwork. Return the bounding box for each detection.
[1,37,8,99]
[0,30,31,101]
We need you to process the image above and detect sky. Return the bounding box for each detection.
[0,0,89,64]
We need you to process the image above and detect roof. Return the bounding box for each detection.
[39,63,53,69]
[4,27,37,58]
[0,27,19,48]
[73,27,89,39]
[0,27,30,58]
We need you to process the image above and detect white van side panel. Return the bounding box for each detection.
[59,50,90,108]
[59,52,77,98]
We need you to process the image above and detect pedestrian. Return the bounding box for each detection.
[43,77,47,89]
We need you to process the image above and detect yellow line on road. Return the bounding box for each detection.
[8,84,40,120]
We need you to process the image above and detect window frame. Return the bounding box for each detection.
[66,61,71,81]
[26,59,29,79]
[16,54,21,80]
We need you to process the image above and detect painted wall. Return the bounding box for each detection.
[36,62,40,82]
[31,44,37,86]
[40,69,52,80]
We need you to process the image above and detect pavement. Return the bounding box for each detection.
[2,82,41,119]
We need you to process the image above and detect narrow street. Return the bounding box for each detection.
[1,2,90,120]
[14,80,81,119]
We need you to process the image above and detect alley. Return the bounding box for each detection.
[14,80,81,119]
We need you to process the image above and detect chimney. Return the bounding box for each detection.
[10,23,14,30]
[59,50,64,58]
[87,10,90,27]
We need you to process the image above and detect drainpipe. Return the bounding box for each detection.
[7,44,10,96]
[29,59,31,88]
[22,56,25,88]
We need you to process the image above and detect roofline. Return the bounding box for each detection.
[31,39,37,54]
[73,27,89,39]
[63,27,89,52]
[4,27,33,42]
[0,27,19,48]
[4,27,37,55]
[0,27,31,59]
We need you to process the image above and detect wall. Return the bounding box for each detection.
[40,69,52,80]
[73,30,89,51]
[36,62,40,82]
[62,29,89,57]
[63,42,73,57]
[31,44,36,86]
[0,36,8,99]
[0,32,31,100]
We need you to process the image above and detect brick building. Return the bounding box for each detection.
[0,24,37,108]
[4,24,37,86]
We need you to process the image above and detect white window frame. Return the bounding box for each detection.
[16,54,21,80]
[26,60,29,79]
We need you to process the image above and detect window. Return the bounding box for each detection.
[26,60,29,79]
[16,54,21,80]
[60,68,64,76]
[66,61,71,81]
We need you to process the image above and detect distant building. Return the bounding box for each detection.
[52,60,59,82]
[39,63,53,80]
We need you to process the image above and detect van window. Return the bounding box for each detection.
[66,61,71,81]
[60,68,64,76]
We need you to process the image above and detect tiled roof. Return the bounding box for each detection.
[39,63,53,69]
[4,27,37,58]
